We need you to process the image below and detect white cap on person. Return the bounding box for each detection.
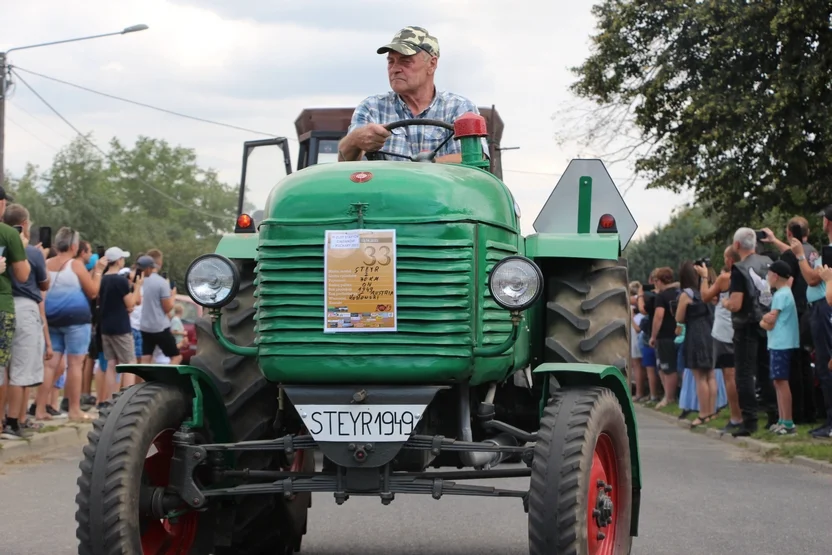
[105,246,131,261]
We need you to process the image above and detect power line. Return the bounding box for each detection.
[11,65,296,142]
[10,68,229,223]
[6,114,60,151]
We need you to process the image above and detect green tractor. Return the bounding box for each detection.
[75,107,641,555]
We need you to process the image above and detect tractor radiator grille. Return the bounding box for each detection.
[254,237,475,357]
[482,240,519,346]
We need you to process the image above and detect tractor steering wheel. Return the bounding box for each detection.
[364,118,456,163]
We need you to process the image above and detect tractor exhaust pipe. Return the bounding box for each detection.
[459,383,516,469]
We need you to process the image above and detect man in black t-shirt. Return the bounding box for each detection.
[761,218,818,424]
[648,267,680,408]
[724,227,777,436]
[97,247,142,406]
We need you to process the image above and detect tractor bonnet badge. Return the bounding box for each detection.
[350,171,373,183]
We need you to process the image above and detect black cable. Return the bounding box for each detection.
[11,65,294,141]
[10,68,229,223]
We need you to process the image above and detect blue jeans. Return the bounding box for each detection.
[49,324,92,356]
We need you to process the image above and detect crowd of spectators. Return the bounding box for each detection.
[630,207,832,439]
[0,198,183,439]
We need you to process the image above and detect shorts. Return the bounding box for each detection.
[630,326,642,359]
[87,325,102,359]
[0,311,16,371]
[769,348,794,381]
[132,328,143,359]
[141,328,180,358]
[97,351,108,372]
[713,339,735,369]
[50,323,92,356]
[656,338,679,374]
[9,298,45,387]
[640,339,656,368]
[102,333,137,363]
[55,363,66,389]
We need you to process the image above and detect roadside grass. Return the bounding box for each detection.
[639,399,832,463]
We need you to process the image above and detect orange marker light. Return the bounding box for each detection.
[237,214,253,229]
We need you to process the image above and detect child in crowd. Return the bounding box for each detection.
[170,304,187,350]
[760,260,800,434]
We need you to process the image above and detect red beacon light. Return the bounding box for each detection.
[598,213,617,233]
[453,112,488,138]
[236,213,254,233]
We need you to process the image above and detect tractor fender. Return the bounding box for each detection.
[533,362,641,536]
[116,364,233,444]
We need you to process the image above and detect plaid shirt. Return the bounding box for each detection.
[348,90,489,160]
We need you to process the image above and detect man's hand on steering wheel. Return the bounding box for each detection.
[352,123,392,153]
[364,118,456,163]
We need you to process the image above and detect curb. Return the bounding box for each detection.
[0,423,92,466]
[634,405,832,476]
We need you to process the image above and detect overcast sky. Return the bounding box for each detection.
[1,0,692,241]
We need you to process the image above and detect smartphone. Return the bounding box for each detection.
[822,245,832,269]
[170,279,176,290]
[39,226,52,250]
[96,245,106,258]
[789,222,803,241]
[12,225,22,233]
[755,230,767,241]
[133,271,140,284]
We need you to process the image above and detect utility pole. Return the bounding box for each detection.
[0,24,148,185]
[1,51,7,184]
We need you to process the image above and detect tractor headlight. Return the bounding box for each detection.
[488,255,543,311]
[185,254,240,309]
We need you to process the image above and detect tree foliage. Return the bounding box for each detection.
[564,0,832,236]
[3,135,239,285]
[624,205,723,283]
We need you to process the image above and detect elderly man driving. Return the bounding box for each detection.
[338,26,487,163]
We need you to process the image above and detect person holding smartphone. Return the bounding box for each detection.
[761,217,819,425]
[790,205,832,439]
[136,249,180,366]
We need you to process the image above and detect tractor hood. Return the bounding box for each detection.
[262,161,518,230]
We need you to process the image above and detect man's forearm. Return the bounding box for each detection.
[798,258,821,286]
[772,238,791,253]
[338,133,364,161]
[651,315,663,341]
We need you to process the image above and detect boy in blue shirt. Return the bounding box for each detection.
[760,260,800,434]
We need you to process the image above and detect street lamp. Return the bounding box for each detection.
[0,24,149,181]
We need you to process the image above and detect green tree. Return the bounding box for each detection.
[624,205,724,283]
[560,0,832,237]
[4,134,240,287]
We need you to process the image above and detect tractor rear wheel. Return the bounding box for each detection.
[528,385,633,555]
[544,258,631,374]
[190,263,311,554]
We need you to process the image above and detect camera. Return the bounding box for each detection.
[694,256,711,268]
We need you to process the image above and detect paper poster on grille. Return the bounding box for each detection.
[324,229,397,333]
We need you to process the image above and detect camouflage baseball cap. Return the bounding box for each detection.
[377,26,440,57]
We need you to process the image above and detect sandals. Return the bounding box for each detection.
[691,413,717,427]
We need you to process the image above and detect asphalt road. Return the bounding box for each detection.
[1,410,831,554]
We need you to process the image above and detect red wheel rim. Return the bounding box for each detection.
[141,429,200,554]
[587,433,618,555]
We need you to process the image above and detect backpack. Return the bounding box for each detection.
[746,267,773,324]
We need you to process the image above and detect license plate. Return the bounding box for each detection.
[295,404,426,442]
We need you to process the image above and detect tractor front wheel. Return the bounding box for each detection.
[528,386,633,555]
[75,382,213,554]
